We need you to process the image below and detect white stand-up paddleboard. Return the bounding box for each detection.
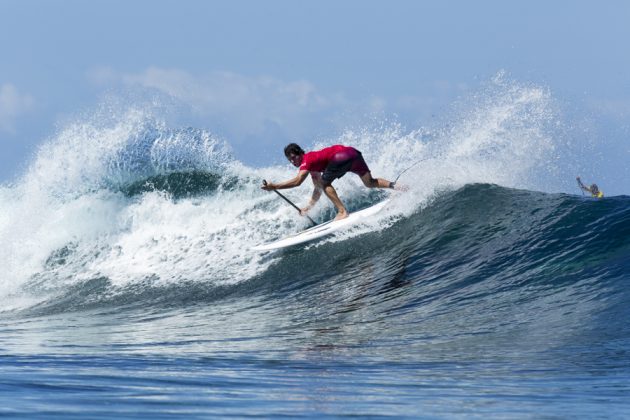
[252,199,389,251]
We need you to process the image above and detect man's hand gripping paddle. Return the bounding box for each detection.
[263,180,317,227]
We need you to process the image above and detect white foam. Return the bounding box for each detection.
[0,77,563,310]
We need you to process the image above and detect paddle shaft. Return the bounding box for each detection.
[263,180,317,226]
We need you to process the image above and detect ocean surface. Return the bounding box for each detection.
[1,83,629,418]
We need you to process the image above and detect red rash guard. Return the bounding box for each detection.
[299,145,369,176]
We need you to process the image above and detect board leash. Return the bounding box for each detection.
[393,158,429,184]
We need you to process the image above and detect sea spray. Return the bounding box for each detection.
[1,77,568,311]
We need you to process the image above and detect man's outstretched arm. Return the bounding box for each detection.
[262,170,309,190]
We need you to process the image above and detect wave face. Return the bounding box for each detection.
[1,80,629,417]
[0,79,568,310]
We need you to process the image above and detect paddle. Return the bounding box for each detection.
[263,180,317,227]
[576,177,585,196]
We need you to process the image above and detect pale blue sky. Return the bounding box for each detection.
[1,0,629,184]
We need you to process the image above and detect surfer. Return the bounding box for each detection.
[577,176,604,198]
[262,143,399,220]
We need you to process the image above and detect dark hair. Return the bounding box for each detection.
[284,143,305,158]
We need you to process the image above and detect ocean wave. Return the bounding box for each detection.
[9,185,630,326]
[2,78,617,319]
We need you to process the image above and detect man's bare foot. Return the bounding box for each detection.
[334,210,349,221]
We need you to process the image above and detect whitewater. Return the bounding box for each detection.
[1,79,629,417]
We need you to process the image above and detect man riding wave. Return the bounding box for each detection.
[262,143,400,220]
